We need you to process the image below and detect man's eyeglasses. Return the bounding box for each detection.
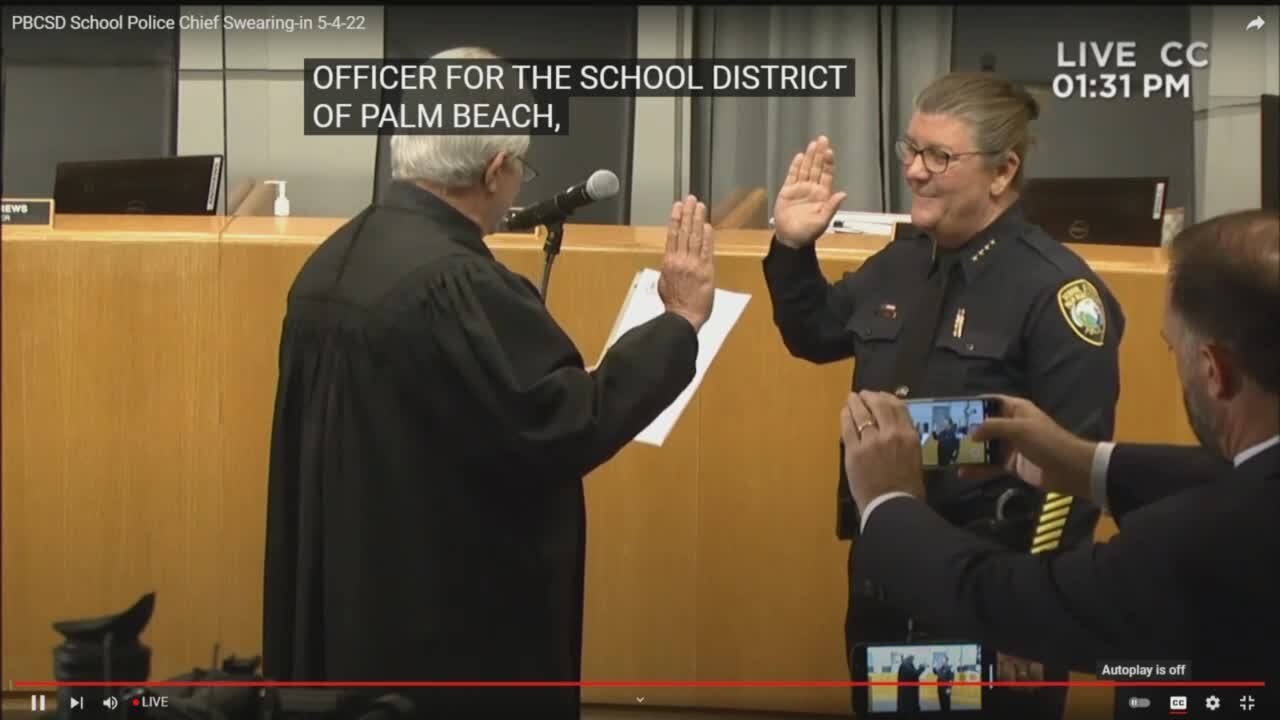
[894,138,998,174]
[515,155,539,183]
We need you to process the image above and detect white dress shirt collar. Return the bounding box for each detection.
[1234,435,1280,467]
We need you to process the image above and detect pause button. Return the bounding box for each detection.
[30,695,47,711]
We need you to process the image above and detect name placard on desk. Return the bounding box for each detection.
[1,198,55,227]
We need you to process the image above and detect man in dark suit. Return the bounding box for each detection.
[838,210,1278,704]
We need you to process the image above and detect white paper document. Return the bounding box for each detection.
[598,268,751,446]
[770,209,912,236]
[829,210,913,235]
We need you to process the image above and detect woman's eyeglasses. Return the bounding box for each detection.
[894,139,998,174]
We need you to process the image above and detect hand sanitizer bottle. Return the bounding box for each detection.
[264,180,290,217]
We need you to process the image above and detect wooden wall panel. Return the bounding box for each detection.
[2,217,226,686]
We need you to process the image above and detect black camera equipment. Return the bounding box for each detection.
[48,594,414,719]
[52,592,154,718]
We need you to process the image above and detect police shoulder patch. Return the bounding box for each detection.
[1057,279,1106,346]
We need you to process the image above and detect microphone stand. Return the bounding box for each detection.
[538,217,566,303]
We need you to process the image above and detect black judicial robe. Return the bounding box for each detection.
[262,181,699,717]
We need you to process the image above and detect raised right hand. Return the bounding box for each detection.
[773,135,848,248]
[658,196,715,333]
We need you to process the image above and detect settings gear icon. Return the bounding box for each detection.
[1206,695,1221,711]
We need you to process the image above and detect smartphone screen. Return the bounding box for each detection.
[904,396,999,468]
[853,641,992,715]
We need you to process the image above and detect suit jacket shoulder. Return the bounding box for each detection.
[1107,444,1231,519]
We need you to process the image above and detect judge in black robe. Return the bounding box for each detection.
[895,656,923,714]
[262,167,710,717]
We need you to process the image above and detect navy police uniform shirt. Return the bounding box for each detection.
[762,204,1125,551]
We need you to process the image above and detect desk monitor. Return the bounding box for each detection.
[1020,177,1168,247]
[53,155,223,215]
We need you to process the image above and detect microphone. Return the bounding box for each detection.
[503,169,620,231]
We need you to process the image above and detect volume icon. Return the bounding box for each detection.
[103,697,119,710]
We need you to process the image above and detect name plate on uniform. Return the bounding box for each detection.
[1,198,55,227]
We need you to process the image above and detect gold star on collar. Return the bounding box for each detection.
[971,237,998,262]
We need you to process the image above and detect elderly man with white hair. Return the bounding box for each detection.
[263,47,716,718]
